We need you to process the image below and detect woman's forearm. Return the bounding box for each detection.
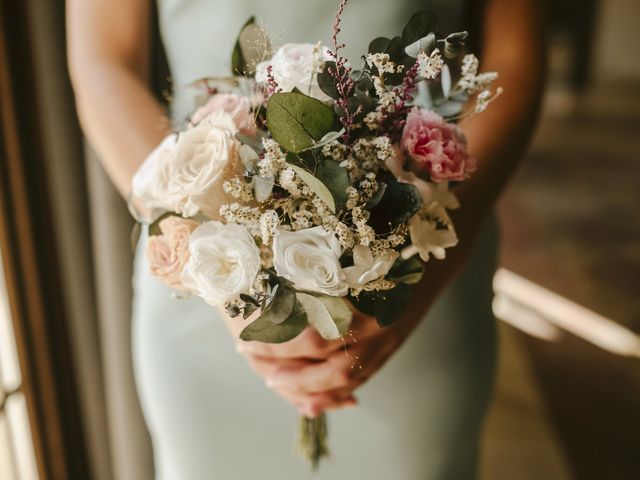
[399,0,546,326]
[71,63,170,197]
[456,0,546,240]
[67,0,170,198]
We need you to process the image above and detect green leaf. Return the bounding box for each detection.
[316,159,349,211]
[148,212,178,236]
[365,182,387,209]
[368,37,391,54]
[288,164,336,213]
[402,11,438,45]
[405,33,436,58]
[443,31,469,59]
[131,223,141,253]
[253,175,274,202]
[231,17,270,76]
[317,62,339,99]
[266,92,335,153]
[295,292,341,340]
[369,178,422,232]
[373,284,413,327]
[239,300,308,343]
[388,256,425,285]
[259,283,296,324]
[314,294,353,335]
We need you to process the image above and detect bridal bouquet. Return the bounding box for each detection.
[130,0,499,468]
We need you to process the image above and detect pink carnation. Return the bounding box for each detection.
[401,108,475,181]
[190,93,256,136]
[146,216,199,291]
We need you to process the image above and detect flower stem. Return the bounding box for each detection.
[295,414,329,470]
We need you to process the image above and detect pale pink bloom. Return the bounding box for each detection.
[401,108,475,181]
[190,93,256,136]
[146,216,199,291]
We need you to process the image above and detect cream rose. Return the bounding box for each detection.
[131,112,240,220]
[184,221,261,306]
[146,216,199,291]
[255,43,332,101]
[272,226,348,296]
[190,93,256,137]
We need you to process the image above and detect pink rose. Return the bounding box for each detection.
[401,108,475,181]
[190,93,256,136]
[146,216,199,291]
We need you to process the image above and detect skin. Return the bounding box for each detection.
[68,0,545,417]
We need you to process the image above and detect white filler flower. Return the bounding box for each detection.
[273,226,348,296]
[185,221,261,306]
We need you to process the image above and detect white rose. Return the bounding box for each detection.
[184,221,261,306]
[131,111,240,220]
[343,245,398,291]
[272,226,348,296]
[255,43,332,101]
[130,134,176,222]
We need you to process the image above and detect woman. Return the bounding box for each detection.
[67,0,544,478]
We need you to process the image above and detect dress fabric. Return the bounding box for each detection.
[132,1,497,478]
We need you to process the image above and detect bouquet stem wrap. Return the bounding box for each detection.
[296,414,329,469]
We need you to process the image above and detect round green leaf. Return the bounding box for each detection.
[266,92,335,153]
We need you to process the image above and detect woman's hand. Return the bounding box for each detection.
[226,299,424,417]
[225,240,470,417]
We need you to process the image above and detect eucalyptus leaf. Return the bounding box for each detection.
[369,178,422,231]
[266,92,335,153]
[368,37,391,54]
[314,294,353,335]
[434,100,464,118]
[239,300,308,343]
[402,11,438,45]
[310,129,345,149]
[385,36,407,62]
[231,17,270,76]
[316,159,349,210]
[441,65,452,98]
[288,164,336,213]
[317,62,339,99]
[296,293,341,340]
[443,31,469,59]
[373,284,413,327]
[404,33,436,58]
[131,223,141,253]
[365,182,387,210]
[148,212,178,236]
[253,175,275,202]
[259,283,296,324]
[388,256,425,285]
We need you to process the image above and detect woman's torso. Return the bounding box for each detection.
[156,0,465,120]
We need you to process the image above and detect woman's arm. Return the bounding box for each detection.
[237,0,547,416]
[67,0,170,197]
[456,0,546,239]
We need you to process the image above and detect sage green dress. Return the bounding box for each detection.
[132,1,498,478]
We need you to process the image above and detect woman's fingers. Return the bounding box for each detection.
[237,326,346,360]
[274,387,358,417]
[245,354,311,380]
[269,353,364,393]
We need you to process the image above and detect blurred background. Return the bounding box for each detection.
[0,0,638,479]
